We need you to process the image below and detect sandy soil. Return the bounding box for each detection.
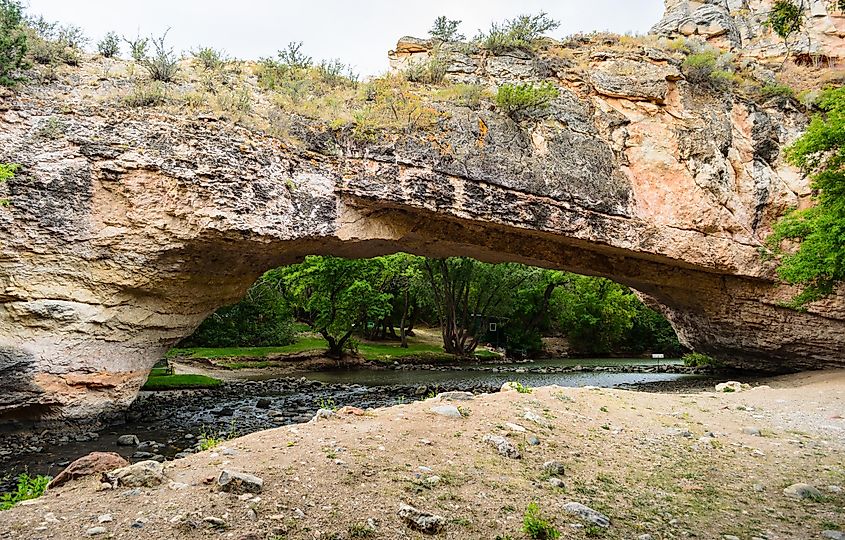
[1,371,843,540]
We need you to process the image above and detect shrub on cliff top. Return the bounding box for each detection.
[429,16,464,42]
[478,12,560,53]
[142,29,179,82]
[0,0,30,87]
[495,82,558,118]
[97,31,120,58]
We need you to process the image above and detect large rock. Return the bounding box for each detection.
[217,470,264,494]
[397,503,446,534]
[104,460,166,488]
[47,452,129,489]
[0,17,844,423]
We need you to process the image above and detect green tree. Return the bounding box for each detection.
[429,16,464,41]
[423,258,538,356]
[478,12,560,53]
[0,0,29,87]
[550,276,640,354]
[180,276,296,348]
[766,0,805,63]
[767,87,845,306]
[97,31,120,58]
[275,256,392,358]
[495,82,558,119]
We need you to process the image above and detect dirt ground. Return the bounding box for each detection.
[1,371,843,540]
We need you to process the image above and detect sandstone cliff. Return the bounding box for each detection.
[0,1,843,423]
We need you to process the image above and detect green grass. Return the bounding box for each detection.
[142,373,222,391]
[167,337,329,359]
[170,336,502,368]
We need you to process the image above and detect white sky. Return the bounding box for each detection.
[23,0,666,76]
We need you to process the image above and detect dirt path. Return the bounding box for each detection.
[2,372,843,539]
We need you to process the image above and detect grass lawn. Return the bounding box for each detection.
[168,335,501,368]
[142,370,222,391]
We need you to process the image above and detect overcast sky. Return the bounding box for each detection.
[23,0,666,76]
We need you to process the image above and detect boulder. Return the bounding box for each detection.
[397,503,445,534]
[436,391,474,401]
[116,434,139,446]
[542,460,566,476]
[590,59,681,103]
[104,460,166,488]
[217,470,264,494]
[715,381,748,393]
[48,452,129,489]
[782,483,822,500]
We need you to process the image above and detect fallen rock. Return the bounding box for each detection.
[822,531,845,540]
[562,502,611,528]
[310,408,335,422]
[430,405,463,418]
[116,434,139,446]
[483,435,521,459]
[48,452,129,489]
[217,470,264,494]
[715,381,749,393]
[397,503,445,534]
[86,527,107,536]
[782,483,822,500]
[104,460,166,488]
[436,391,474,401]
[742,426,762,436]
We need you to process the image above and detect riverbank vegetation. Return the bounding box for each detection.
[175,254,683,363]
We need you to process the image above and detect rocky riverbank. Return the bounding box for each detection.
[1,370,843,539]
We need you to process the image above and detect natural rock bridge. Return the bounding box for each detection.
[2,2,844,423]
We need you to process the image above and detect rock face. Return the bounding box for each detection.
[652,0,845,61]
[0,6,844,423]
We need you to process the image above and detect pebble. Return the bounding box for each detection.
[97,514,112,523]
[664,427,693,438]
[547,478,564,488]
[527,435,541,446]
[504,422,526,433]
[204,516,226,528]
[86,527,107,536]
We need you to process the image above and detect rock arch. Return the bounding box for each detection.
[2,17,844,422]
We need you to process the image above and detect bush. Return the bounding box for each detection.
[124,81,167,107]
[432,83,489,109]
[495,82,558,118]
[0,0,29,87]
[478,12,560,53]
[123,32,148,62]
[277,41,312,70]
[682,50,739,90]
[142,29,179,82]
[0,162,17,206]
[523,502,560,540]
[97,31,120,58]
[682,352,721,367]
[24,17,87,67]
[766,0,804,41]
[760,82,795,99]
[403,55,446,84]
[0,473,50,510]
[429,16,464,42]
[192,46,225,70]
